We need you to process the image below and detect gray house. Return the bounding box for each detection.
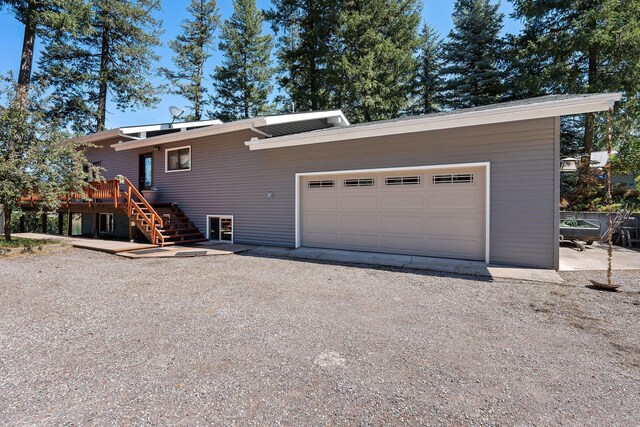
[74,93,620,269]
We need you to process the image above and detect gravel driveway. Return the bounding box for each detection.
[1,248,639,426]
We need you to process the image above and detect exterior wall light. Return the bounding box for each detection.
[560,157,578,172]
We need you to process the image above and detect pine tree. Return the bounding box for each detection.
[211,0,274,121]
[411,23,444,115]
[510,0,640,155]
[335,0,421,123]
[0,0,89,108]
[441,0,504,109]
[266,0,341,112]
[0,77,96,240]
[160,0,219,122]
[35,0,163,133]
[0,0,91,239]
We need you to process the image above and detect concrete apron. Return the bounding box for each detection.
[247,247,564,284]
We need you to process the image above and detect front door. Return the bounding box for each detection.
[139,153,153,190]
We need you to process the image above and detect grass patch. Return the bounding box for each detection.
[0,236,57,249]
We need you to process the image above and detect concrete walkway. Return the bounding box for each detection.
[559,242,639,271]
[117,242,254,258]
[246,246,564,283]
[12,233,157,253]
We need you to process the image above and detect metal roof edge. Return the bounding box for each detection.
[245,93,623,151]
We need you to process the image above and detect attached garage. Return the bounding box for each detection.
[298,164,489,262]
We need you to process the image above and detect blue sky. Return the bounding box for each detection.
[0,0,521,128]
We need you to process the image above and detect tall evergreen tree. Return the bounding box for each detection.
[411,23,444,115]
[211,0,274,121]
[441,0,504,109]
[335,0,421,123]
[160,0,219,122]
[0,0,89,108]
[510,0,640,155]
[266,0,341,112]
[35,0,163,133]
[0,0,91,238]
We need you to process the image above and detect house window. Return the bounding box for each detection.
[344,178,375,187]
[165,146,191,172]
[207,215,233,243]
[98,213,114,234]
[385,176,421,186]
[307,180,335,188]
[432,173,474,184]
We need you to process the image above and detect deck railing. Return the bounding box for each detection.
[20,177,166,245]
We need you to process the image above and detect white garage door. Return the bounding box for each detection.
[300,166,486,261]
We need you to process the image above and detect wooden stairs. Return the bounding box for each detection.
[154,204,207,245]
[121,177,205,247]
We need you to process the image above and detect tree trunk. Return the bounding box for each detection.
[15,1,37,110]
[3,205,12,241]
[583,46,598,154]
[97,21,110,132]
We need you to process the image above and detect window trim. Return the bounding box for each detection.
[165,145,192,173]
[206,214,234,243]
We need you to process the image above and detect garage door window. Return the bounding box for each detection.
[344,178,374,187]
[308,180,335,188]
[385,176,421,186]
[432,173,474,184]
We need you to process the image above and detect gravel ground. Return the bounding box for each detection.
[1,248,639,426]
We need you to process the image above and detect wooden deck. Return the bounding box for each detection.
[19,177,206,246]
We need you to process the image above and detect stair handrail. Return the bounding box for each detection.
[122,177,164,228]
[122,176,165,245]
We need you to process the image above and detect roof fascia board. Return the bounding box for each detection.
[74,129,137,144]
[263,110,350,126]
[245,94,621,151]
[120,119,223,134]
[112,118,266,151]
[110,110,349,151]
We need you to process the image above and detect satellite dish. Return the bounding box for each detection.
[169,106,184,122]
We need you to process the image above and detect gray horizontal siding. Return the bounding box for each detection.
[85,117,559,268]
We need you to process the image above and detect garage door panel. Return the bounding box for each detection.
[305,214,338,229]
[306,196,339,210]
[426,214,484,236]
[380,215,425,233]
[380,235,425,252]
[381,195,425,209]
[304,231,338,245]
[340,214,378,231]
[301,166,485,261]
[340,195,378,210]
[427,192,484,210]
[339,233,379,248]
[426,237,482,259]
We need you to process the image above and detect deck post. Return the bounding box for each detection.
[66,210,73,237]
[92,212,99,239]
[19,215,25,233]
[40,213,47,234]
[58,213,64,235]
[129,220,134,242]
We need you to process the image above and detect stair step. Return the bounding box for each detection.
[173,238,208,246]
[165,233,205,240]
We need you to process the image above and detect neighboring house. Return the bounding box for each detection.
[46,93,620,270]
[590,150,637,188]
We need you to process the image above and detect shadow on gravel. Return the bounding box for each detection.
[237,251,494,283]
